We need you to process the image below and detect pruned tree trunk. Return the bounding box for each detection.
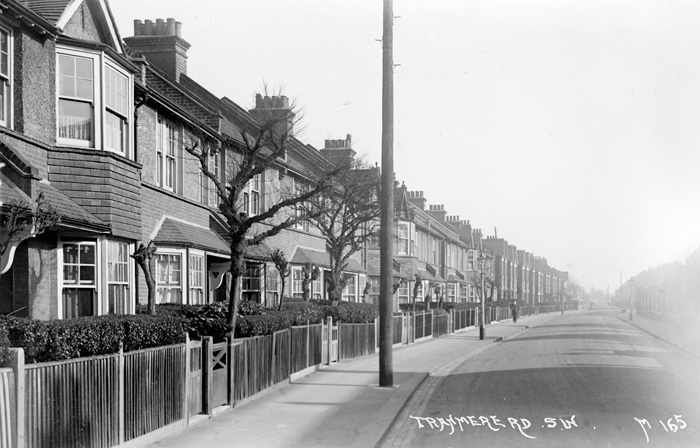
[226,240,247,331]
[131,241,158,314]
[278,276,286,311]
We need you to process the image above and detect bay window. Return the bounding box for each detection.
[107,241,129,314]
[368,277,380,304]
[342,273,357,302]
[189,253,205,305]
[292,268,303,299]
[156,253,182,303]
[397,280,409,304]
[58,53,93,145]
[62,241,96,318]
[397,223,409,255]
[447,283,456,302]
[313,275,322,300]
[104,65,129,154]
[266,265,280,307]
[242,262,262,302]
[56,47,133,156]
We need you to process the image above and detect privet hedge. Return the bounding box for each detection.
[0,314,187,363]
[139,299,378,341]
[0,300,379,363]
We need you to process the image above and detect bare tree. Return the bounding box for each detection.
[270,249,291,310]
[471,258,495,303]
[411,274,422,312]
[185,92,336,330]
[1,192,60,276]
[131,241,158,314]
[306,159,380,302]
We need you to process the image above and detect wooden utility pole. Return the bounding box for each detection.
[379,0,394,387]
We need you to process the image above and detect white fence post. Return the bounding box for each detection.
[9,348,25,448]
[118,343,125,445]
[327,316,333,365]
[185,334,193,422]
[375,318,379,351]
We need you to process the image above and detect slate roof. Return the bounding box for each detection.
[18,0,71,25]
[0,174,108,230]
[290,247,364,273]
[36,181,107,228]
[410,203,463,244]
[0,174,31,204]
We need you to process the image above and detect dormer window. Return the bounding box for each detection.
[56,46,133,158]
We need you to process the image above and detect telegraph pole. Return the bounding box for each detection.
[379,0,394,387]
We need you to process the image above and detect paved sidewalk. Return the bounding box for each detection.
[616,310,700,359]
[136,312,561,448]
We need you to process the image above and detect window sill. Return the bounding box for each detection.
[52,145,143,170]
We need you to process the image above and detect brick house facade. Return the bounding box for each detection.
[0,0,568,320]
[0,0,368,320]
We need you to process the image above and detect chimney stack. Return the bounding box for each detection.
[249,93,296,142]
[427,204,447,222]
[320,134,356,167]
[407,190,426,211]
[125,18,190,82]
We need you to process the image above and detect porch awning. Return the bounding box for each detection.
[246,242,273,261]
[417,268,437,282]
[291,247,364,273]
[447,272,467,284]
[154,218,230,254]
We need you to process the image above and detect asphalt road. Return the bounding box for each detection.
[381,308,700,448]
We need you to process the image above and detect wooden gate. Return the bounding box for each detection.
[322,317,339,365]
[404,313,414,345]
[210,341,228,408]
[188,340,203,417]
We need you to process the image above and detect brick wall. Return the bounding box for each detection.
[12,234,57,320]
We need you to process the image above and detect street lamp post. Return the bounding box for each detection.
[479,254,486,340]
[629,279,634,321]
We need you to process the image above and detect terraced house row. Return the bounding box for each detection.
[0,0,567,320]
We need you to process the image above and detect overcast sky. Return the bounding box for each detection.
[111,0,700,293]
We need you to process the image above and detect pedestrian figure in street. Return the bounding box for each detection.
[510,301,518,323]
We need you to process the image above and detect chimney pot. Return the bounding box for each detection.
[144,19,154,35]
[133,19,143,35]
[175,21,182,37]
[166,18,176,35]
[156,18,166,35]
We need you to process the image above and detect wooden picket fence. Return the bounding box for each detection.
[0,304,567,447]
